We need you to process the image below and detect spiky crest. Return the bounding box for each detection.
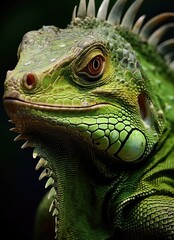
[72,0,174,68]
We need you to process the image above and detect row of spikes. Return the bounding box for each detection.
[13,131,60,237]
[33,147,60,236]
[72,0,174,67]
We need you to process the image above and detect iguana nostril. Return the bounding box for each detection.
[22,72,37,90]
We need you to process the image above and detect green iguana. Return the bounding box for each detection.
[3,0,174,239]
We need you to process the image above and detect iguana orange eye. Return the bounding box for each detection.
[87,55,105,75]
[79,55,105,80]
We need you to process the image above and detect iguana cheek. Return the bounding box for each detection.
[117,129,146,162]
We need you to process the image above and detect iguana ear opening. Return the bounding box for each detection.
[138,92,153,128]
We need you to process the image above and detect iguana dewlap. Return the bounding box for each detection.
[3,0,174,239]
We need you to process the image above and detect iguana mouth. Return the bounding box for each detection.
[3,97,109,113]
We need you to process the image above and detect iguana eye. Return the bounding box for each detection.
[79,55,105,81]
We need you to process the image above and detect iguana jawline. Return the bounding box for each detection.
[3,98,110,111]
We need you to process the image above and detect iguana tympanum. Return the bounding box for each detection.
[3,0,174,239]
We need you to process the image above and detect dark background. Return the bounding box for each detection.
[1,1,174,239]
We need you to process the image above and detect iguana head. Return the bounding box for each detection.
[3,0,173,166]
[3,0,174,238]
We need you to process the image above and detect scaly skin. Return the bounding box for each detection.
[3,0,174,239]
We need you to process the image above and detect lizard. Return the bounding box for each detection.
[3,0,174,239]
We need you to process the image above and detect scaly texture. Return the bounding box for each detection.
[3,0,174,239]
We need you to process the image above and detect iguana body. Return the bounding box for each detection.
[3,0,174,239]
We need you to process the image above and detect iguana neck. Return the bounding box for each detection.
[32,131,111,239]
